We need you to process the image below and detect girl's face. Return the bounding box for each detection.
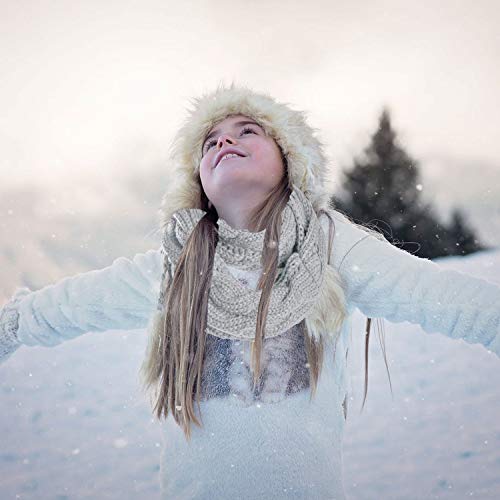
[199,114,285,212]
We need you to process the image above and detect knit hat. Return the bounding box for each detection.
[159,82,333,227]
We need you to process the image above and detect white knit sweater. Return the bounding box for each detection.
[2,209,500,499]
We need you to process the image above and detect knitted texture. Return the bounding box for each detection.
[0,287,31,364]
[161,184,329,341]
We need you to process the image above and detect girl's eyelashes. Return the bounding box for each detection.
[240,126,257,136]
[203,126,257,154]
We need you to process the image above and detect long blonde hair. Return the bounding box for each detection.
[140,158,390,439]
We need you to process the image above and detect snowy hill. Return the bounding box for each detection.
[1,249,499,499]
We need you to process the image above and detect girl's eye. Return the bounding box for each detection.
[203,126,258,154]
[240,126,256,136]
[204,139,217,152]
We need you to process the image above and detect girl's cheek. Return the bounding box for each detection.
[201,153,213,169]
[200,158,210,173]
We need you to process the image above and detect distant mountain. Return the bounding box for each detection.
[0,180,162,302]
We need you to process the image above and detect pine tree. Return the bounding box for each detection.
[331,107,486,259]
[447,208,484,255]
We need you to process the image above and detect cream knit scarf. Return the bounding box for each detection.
[160,185,346,343]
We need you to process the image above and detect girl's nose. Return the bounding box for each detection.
[217,133,237,149]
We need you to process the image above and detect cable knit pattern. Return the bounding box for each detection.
[2,209,498,360]
[324,209,500,357]
[159,210,500,500]
[12,248,163,348]
[0,287,32,364]
[161,184,329,341]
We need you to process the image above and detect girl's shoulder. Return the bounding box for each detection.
[317,207,387,272]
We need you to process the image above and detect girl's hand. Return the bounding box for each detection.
[0,287,31,365]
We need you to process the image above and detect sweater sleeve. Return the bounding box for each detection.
[321,210,500,358]
[11,246,164,348]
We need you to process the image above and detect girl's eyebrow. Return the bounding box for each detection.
[203,120,263,148]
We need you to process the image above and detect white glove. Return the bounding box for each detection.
[0,287,31,365]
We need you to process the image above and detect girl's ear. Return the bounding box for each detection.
[208,200,213,209]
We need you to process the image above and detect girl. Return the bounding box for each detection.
[1,83,499,500]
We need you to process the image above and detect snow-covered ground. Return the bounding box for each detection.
[1,249,499,499]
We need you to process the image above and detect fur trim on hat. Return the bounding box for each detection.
[159,82,333,228]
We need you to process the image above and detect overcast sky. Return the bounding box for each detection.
[1,0,499,199]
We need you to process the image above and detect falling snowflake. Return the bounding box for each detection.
[113,438,128,449]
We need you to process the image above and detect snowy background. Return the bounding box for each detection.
[1,0,500,498]
[1,249,499,500]
[2,0,500,302]
[2,0,500,297]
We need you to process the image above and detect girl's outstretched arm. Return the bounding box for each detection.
[322,210,500,358]
[0,247,164,364]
